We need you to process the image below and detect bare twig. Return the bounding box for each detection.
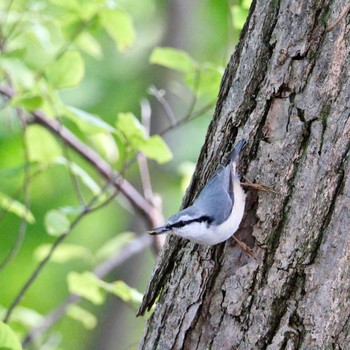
[22,234,152,347]
[160,99,216,136]
[148,85,177,126]
[326,4,350,32]
[3,181,115,324]
[0,85,157,227]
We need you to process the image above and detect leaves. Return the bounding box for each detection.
[44,210,70,236]
[150,47,196,73]
[99,8,135,52]
[95,232,135,262]
[26,125,62,164]
[54,157,102,196]
[34,243,91,263]
[0,322,23,350]
[137,135,172,164]
[67,271,143,308]
[45,50,85,89]
[66,305,97,329]
[0,192,35,223]
[116,113,172,163]
[64,106,115,134]
[67,272,105,305]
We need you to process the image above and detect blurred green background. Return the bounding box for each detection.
[0,0,249,349]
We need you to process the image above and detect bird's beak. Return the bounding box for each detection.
[148,225,169,235]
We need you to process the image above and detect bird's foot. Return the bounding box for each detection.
[232,236,256,259]
[241,176,277,194]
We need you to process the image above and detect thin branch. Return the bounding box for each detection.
[148,85,177,126]
[3,180,115,324]
[326,4,350,32]
[0,112,31,270]
[0,85,157,227]
[160,99,216,136]
[22,234,152,347]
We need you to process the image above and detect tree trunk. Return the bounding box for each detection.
[138,0,350,348]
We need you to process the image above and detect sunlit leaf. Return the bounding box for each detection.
[95,232,135,262]
[44,210,70,236]
[45,50,84,89]
[115,112,145,141]
[66,305,97,329]
[54,157,102,196]
[0,59,35,89]
[76,32,102,59]
[0,192,35,224]
[137,135,173,164]
[11,93,43,111]
[99,8,135,52]
[150,47,196,73]
[0,321,22,350]
[178,161,196,194]
[102,280,143,305]
[0,306,43,329]
[185,64,223,98]
[64,106,115,134]
[34,243,92,263]
[67,272,105,305]
[88,133,119,163]
[27,125,62,163]
[230,5,249,30]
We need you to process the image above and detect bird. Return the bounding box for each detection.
[148,139,247,245]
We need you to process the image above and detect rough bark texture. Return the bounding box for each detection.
[138,0,350,349]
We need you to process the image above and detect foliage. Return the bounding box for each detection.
[0,0,250,349]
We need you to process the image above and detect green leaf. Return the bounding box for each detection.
[0,306,43,329]
[185,64,223,97]
[0,321,22,350]
[0,59,35,90]
[45,50,84,89]
[34,243,91,263]
[67,272,105,305]
[54,157,101,196]
[230,5,249,30]
[99,8,135,52]
[150,47,196,73]
[137,135,173,164]
[27,125,62,163]
[67,305,97,329]
[75,32,102,59]
[115,112,146,141]
[0,192,35,223]
[11,93,43,111]
[64,106,115,134]
[44,209,70,236]
[178,161,196,194]
[103,280,143,305]
[88,133,119,163]
[95,232,135,262]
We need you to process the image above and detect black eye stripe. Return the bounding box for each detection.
[170,215,213,229]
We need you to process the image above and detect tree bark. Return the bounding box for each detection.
[138,0,350,348]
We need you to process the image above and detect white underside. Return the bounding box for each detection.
[172,177,246,245]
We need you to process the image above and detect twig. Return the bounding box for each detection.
[3,181,115,324]
[148,85,177,126]
[0,112,31,270]
[0,85,157,227]
[22,234,152,347]
[326,4,350,32]
[160,99,216,136]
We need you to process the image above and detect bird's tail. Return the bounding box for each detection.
[226,139,247,164]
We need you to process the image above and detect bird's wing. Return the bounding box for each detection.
[193,165,233,225]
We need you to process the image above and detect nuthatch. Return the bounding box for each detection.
[149,139,247,245]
